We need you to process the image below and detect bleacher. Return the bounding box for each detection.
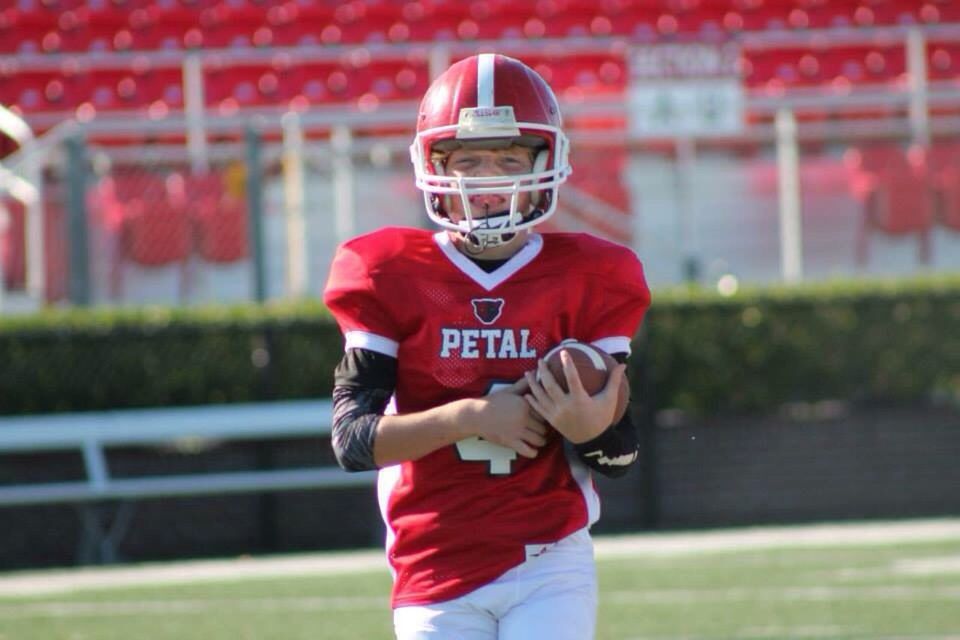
[1,0,959,302]
[1,1,957,121]
[0,399,376,564]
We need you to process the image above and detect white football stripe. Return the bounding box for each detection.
[544,340,607,371]
[477,53,495,107]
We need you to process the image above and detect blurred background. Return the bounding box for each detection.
[0,0,958,572]
[1,0,959,308]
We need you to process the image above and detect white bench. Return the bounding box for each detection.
[0,399,374,563]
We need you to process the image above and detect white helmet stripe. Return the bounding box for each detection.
[477,54,495,108]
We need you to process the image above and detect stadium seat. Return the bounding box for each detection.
[844,142,925,201]
[123,196,191,267]
[928,43,959,81]
[926,139,960,174]
[193,194,248,263]
[114,171,190,269]
[0,192,70,301]
[854,167,935,265]
[935,167,960,231]
[927,140,960,231]
[1,0,954,58]
[0,198,26,291]
[42,193,68,303]
[743,45,906,89]
[111,170,165,203]
[180,171,249,264]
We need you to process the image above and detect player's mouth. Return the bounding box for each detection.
[469,194,508,215]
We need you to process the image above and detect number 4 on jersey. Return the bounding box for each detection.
[456,437,517,475]
[454,382,518,475]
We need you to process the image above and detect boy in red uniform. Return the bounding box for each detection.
[324,53,650,639]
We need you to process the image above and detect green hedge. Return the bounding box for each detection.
[0,301,343,415]
[645,274,960,413]
[1,275,958,416]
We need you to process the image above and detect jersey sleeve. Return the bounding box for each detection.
[323,241,401,356]
[579,248,651,356]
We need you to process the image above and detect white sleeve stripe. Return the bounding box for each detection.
[344,331,399,357]
[591,336,632,356]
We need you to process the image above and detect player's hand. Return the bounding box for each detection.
[523,350,626,444]
[464,378,548,458]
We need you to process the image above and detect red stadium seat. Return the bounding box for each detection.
[928,43,960,81]
[123,196,191,267]
[194,194,248,263]
[1,198,26,290]
[743,45,906,89]
[927,140,960,231]
[0,192,69,301]
[854,167,935,265]
[42,193,68,303]
[936,168,960,231]
[180,171,248,264]
[844,142,925,200]
[111,170,165,203]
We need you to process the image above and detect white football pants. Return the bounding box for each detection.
[392,528,597,640]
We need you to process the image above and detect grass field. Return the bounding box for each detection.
[1,520,958,639]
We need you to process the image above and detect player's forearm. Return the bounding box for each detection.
[373,399,478,467]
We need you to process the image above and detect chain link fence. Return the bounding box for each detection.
[3,121,960,312]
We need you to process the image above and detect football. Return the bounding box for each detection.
[540,339,630,423]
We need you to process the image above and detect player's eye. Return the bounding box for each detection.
[499,157,529,172]
[449,158,478,171]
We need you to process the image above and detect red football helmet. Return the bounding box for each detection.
[409,53,571,247]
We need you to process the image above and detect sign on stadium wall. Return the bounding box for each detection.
[628,42,745,138]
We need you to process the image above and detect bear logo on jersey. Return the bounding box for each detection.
[471,298,505,325]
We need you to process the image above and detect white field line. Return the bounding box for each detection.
[895,555,960,575]
[594,519,960,558]
[604,585,960,604]
[2,585,960,620]
[624,636,960,640]
[0,550,387,597]
[624,627,960,640]
[0,518,958,597]
[736,626,854,639]
[626,633,960,640]
[0,595,387,618]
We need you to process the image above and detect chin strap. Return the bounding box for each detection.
[456,207,545,253]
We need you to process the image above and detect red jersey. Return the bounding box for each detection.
[323,228,650,608]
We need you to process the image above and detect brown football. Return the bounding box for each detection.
[541,339,630,423]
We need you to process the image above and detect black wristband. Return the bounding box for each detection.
[572,412,639,477]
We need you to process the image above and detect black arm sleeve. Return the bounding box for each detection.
[572,352,640,478]
[330,348,397,472]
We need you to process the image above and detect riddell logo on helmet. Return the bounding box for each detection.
[471,107,507,118]
[457,107,521,138]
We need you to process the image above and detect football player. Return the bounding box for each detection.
[324,53,651,640]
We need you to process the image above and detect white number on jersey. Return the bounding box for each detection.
[454,382,518,475]
[455,436,517,475]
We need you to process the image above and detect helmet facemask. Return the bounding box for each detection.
[411,123,571,251]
